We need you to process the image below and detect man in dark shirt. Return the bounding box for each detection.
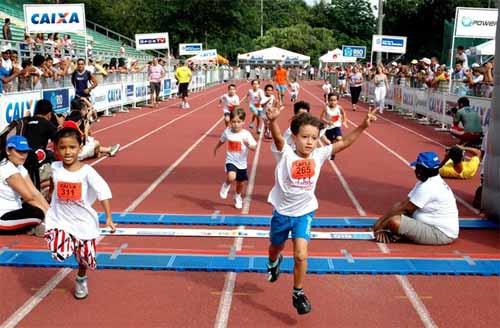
[2,18,11,41]
[23,99,63,189]
[71,58,97,98]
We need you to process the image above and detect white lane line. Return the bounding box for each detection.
[0,92,227,328]
[93,84,226,135]
[347,119,479,215]
[124,117,223,212]
[215,120,265,328]
[377,244,438,328]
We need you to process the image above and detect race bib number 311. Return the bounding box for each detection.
[291,159,315,180]
[57,182,82,201]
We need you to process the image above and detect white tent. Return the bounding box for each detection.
[237,47,310,66]
[469,39,495,56]
[319,49,357,64]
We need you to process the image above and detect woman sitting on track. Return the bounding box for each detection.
[0,136,49,234]
[373,151,459,245]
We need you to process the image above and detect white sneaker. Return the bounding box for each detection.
[219,182,230,199]
[257,127,262,134]
[249,123,254,129]
[234,194,243,209]
[109,144,120,157]
[180,102,185,109]
[184,102,190,109]
[74,276,88,300]
[34,222,46,237]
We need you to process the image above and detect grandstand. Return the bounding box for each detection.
[0,0,155,63]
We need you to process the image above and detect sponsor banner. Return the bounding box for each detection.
[162,79,171,97]
[126,84,135,100]
[90,83,122,111]
[372,35,407,54]
[134,82,150,101]
[342,45,367,58]
[0,91,41,131]
[198,49,217,58]
[24,3,85,33]
[400,87,414,112]
[414,89,428,116]
[135,32,169,50]
[455,7,497,39]
[427,91,446,122]
[179,43,203,56]
[42,88,70,114]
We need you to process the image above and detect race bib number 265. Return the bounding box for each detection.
[291,159,315,180]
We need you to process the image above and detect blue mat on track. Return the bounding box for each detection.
[1,250,498,276]
[99,213,499,229]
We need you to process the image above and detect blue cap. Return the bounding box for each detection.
[410,151,440,169]
[6,135,31,151]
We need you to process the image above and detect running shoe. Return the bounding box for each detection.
[74,276,88,300]
[267,254,283,282]
[184,102,190,109]
[257,127,262,134]
[249,123,254,129]
[234,194,243,209]
[109,144,121,157]
[219,182,230,199]
[293,291,312,315]
[180,102,185,109]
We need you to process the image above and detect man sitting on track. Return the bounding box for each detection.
[373,151,459,245]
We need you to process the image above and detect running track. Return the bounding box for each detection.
[0,80,498,328]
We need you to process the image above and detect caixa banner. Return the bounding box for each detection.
[24,3,86,33]
[0,91,42,130]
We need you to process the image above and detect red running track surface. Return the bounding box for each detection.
[0,81,498,328]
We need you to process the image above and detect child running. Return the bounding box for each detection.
[246,79,265,133]
[44,125,116,300]
[260,84,278,139]
[219,84,240,127]
[321,79,333,103]
[265,106,376,315]
[320,93,348,145]
[214,108,257,209]
[289,78,300,103]
[283,100,310,147]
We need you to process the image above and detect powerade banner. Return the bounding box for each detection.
[372,35,407,54]
[455,7,497,39]
[43,88,70,114]
[23,3,86,33]
[135,33,169,50]
[0,91,41,131]
[179,43,202,56]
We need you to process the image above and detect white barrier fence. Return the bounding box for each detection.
[361,82,492,130]
[0,69,226,131]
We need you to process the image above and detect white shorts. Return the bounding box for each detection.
[338,80,346,86]
[79,136,97,160]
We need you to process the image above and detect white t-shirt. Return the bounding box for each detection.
[324,105,343,128]
[247,88,265,109]
[245,65,251,73]
[261,94,276,110]
[220,129,256,170]
[283,128,294,147]
[408,175,459,238]
[290,82,300,94]
[220,94,240,114]
[268,143,333,216]
[0,159,28,217]
[45,162,112,240]
[322,83,332,95]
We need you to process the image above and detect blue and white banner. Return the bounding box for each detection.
[342,45,367,58]
[43,88,70,114]
[455,7,497,39]
[372,35,407,54]
[23,3,86,33]
[179,43,203,56]
[198,49,217,58]
[135,33,170,50]
[162,79,172,97]
[91,83,122,112]
[0,91,41,130]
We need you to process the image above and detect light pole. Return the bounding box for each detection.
[260,0,263,37]
[376,0,384,65]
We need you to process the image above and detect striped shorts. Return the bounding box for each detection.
[45,229,97,269]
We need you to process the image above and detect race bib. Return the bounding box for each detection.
[228,141,242,152]
[291,159,315,180]
[57,181,82,202]
[331,115,340,122]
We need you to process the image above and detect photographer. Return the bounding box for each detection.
[449,97,482,146]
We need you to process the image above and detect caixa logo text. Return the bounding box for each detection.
[5,99,36,123]
[31,12,80,25]
[107,89,122,102]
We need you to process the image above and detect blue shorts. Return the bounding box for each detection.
[269,210,314,246]
[276,84,287,93]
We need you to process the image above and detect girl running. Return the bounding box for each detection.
[321,79,333,103]
[44,126,116,300]
[214,108,257,209]
[289,78,300,103]
[219,84,240,127]
[246,80,265,133]
[320,93,348,145]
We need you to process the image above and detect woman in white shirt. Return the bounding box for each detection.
[372,65,389,114]
[0,136,48,232]
[348,66,364,111]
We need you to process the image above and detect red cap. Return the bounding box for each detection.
[62,120,83,135]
